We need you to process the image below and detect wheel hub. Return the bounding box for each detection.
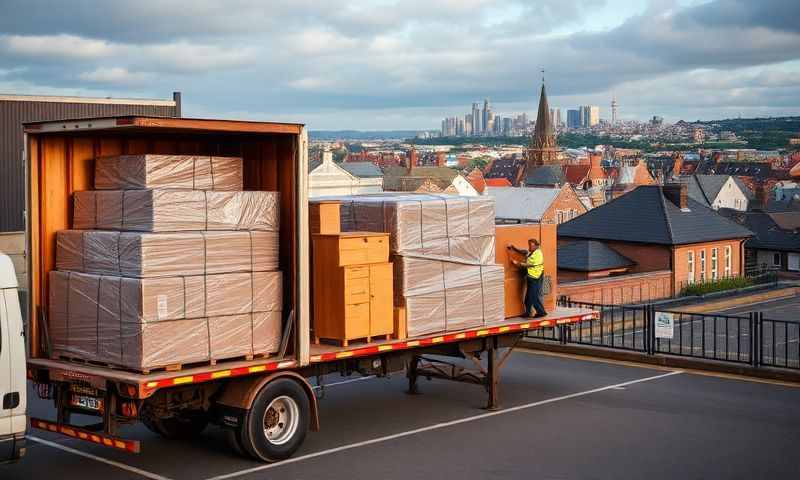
[262,395,299,446]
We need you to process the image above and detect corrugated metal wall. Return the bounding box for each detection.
[0,98,179,231]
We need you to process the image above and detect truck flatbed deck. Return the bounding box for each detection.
[29,307,596,400]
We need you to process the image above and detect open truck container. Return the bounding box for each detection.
[24,116,597,462]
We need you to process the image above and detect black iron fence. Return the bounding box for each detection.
[528,298,799,371]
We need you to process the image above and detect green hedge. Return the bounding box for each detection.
[680,276,754,297]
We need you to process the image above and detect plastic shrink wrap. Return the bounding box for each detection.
[48,270,283,370]
[56,230,279,277]
[328,194,496,263]
[95,155,243,191]
[395,255,504,337]
[73,190,280,232]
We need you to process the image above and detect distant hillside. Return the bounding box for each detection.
[310,130,420,141]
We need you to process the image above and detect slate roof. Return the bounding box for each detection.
[383,166,457,191]
[695,161,774,180]
[340,161,383,178]
[718,209,800,252]
[487,186,561,222]
[558,185,753,245]
[558,240,636,272]
[484,157,524,184]
[525,165,565,186]
[686,174,753,206]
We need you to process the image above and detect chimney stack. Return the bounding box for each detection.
[663,183,688,210]
[322,147,333,165]
[408,148,418,172]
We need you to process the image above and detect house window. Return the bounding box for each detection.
[687,251,695,284]
[699,250,706,282]
[556,211,564,224]
[711,248,718,281]
[773,253,782,267]
[724,246,732,276]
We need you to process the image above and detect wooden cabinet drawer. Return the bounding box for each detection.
[345,276,370,305]
[344,265,369,280]
[344,303,370,338]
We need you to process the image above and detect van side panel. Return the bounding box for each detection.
[0,288,11,439]
[3,289,26,434]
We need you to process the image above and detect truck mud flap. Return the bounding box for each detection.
[30,418,141,453]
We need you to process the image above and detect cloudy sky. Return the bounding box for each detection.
[0,0,798,130]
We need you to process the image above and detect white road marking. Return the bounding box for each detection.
[27,436,174,480]
[206,370,684,480]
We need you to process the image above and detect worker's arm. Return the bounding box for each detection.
[506,244,529,256]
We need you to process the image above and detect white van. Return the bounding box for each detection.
[0,254,26,463]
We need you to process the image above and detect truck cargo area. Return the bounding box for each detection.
[24,115,598,462]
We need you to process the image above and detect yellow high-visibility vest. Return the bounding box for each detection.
[526,249,544,279]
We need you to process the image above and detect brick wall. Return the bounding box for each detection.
[542,185,588,224]
[558,270,673,305]
[600,241,672,274]
[673,239,744,291]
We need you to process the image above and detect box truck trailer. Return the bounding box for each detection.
[23,115,596,462]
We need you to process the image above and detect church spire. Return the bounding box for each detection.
[526,76,558,169]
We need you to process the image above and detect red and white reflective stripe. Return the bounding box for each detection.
[30,418,141,453]
[141,359,298,393]
[309,313,597,363]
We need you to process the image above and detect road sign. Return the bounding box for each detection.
[654,312,674,339]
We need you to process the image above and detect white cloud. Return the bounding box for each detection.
[78,67,153,85]
[1,34,116,59]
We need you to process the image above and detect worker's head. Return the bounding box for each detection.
[528,238,539,250]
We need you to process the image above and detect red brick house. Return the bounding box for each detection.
[557,184,753,303]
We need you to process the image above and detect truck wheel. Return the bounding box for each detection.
[239,378,310,462]
[142,412,208,439]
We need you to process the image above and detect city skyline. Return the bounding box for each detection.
[0,1,798,129]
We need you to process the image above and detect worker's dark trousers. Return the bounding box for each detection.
[525,275,547,317]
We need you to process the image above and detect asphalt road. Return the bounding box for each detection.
[720,295,800,321]
[5,351,800,480]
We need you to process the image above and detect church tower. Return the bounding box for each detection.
[526,80,558,170]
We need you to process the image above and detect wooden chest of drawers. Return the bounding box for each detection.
[312,233,394,346]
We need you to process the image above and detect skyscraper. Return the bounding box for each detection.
[550,108,561,127]
[472,102,482,136]
[482,99,490,135]
[581,105,599,127]
[611,96,618,124]
[588,106,600,126]
[567,109,580,129]
[465,113,473,136]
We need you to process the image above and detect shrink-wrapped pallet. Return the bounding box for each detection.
[253,311,283,355]
[395,255,505,336]
[56,230,279,277]
[49,269,283,369]
[95,155,243,191]
[332,194,496,263]
[121,318,210,370]
[73,190,280,232]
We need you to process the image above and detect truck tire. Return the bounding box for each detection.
[142,411,208,439]
[238,378,310,462]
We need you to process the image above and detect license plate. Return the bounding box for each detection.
[70,394,104,412]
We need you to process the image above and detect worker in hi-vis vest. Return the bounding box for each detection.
[508,239,548,318]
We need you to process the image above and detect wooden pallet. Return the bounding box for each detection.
[312,334,392,348]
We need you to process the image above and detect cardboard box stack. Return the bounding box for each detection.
[318,194,504,337]
[49,154,283,371]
